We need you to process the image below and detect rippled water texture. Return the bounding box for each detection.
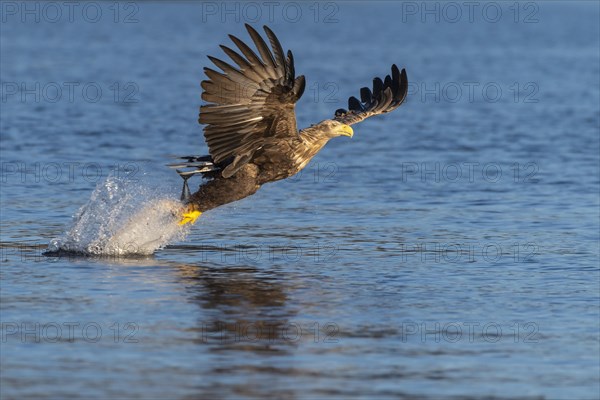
[1,2,599,399]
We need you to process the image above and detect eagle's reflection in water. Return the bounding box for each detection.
[173,263,302,354]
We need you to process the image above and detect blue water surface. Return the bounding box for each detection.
[1,1,599,399]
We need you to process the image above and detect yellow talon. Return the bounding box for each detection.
[179,204,202,225]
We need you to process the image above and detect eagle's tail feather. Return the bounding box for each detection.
[166,155,220,202]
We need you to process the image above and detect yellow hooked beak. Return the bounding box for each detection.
[338,124,354,138]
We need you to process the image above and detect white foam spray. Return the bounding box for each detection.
[48,170,191,256]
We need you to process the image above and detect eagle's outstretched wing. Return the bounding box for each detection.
[200,24,306,178]
[333,65,408,126]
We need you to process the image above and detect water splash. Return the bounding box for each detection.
[48,171,190,256]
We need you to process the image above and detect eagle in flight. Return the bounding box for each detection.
[170,24,408,225]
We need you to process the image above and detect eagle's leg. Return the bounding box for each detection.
[176,170,202,225]
[177,164,260,226]
[178,171,192,202]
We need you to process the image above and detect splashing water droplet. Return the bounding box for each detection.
[48,171,191,256]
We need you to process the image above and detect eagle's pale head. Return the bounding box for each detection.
[316,120,354,139]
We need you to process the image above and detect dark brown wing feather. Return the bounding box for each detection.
[334,65,408,125]
[200,24,305,178]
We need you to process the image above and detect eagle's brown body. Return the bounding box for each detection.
[189,164,261,213]
[188,126,331,212]
[174,24,408,219]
